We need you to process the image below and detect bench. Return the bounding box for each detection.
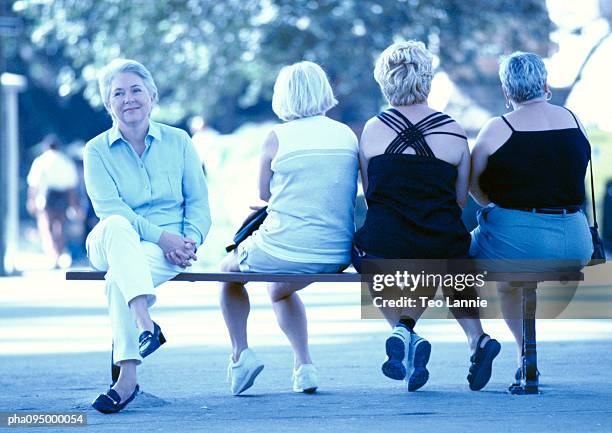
[66,269,583,395]
[66,271,362,283]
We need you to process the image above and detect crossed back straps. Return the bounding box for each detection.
[377,108,466,157]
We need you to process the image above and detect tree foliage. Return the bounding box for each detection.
[15,0,553,129]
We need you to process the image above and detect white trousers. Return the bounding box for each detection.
[86,215,180,365]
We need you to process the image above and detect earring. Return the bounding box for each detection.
[545,89,552,101]
[505,100,511,109]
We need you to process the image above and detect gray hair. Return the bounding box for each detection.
[498,52,547,103]
[98,59,158,111]
[374,41,433,106]
[272,61,338,121]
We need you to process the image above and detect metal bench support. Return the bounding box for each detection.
[510,284,539,395]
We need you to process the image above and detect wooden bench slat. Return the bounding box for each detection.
[483,271,583,282]
[66,270,583,283]
[65,270,362,283]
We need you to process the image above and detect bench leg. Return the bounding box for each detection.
[522,286,539,393]
[510,285,539,395]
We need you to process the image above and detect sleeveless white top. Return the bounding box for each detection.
[254,116,359,264]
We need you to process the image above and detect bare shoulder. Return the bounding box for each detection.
[359,115,393,160]
[438,112,468,137]
[473,117,512,154]
[360,116,386,141]
[559,105,589,136]
[362,115,384,133]
[479,116,508,135]
[481,116,512,138]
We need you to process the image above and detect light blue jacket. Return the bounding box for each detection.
[83,120,211,248]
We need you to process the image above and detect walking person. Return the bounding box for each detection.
[84,59,211,413]
[26,134,80,268]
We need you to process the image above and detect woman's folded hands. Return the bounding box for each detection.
[159,231,197,268]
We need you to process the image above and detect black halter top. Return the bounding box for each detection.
[354,108,471,259]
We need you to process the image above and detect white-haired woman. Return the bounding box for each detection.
[219,61,358,395]
[353,41,500,392]
[470,51,592,388]
[84,59,211,413]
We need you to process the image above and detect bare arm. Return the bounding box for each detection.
[572,112,589,139]
[258,131,278,202]
[358,146,369,194]
[358,120,376,194]
[469,119,501,207]
[455,142,470,208]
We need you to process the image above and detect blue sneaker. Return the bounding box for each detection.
[382,326,410,380]
[406,332,431,392]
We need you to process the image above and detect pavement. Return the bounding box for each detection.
[0,269,611,433]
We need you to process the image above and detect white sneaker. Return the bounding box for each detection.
[405,332,431,392]
[382,325,411,380]
[292,364,318,393]
[227,348,264,396]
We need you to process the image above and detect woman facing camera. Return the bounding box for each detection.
[219,61,358,395]
[470,52,592,388]
[353,41,500,392]
[84,59,211,413]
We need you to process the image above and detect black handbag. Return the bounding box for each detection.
[587,156,606,266]
[225,206,268,253]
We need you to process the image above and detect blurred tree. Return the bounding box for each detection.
[15,0,553,130]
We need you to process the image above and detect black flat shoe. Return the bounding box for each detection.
[92,385,139,414]
[139,321,166,358]
[467,333,501,391]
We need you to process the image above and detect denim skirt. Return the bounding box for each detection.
[470,205,593,272]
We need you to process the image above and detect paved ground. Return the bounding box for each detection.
[0,270,611,432]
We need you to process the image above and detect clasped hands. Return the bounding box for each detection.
[159,231,197,268]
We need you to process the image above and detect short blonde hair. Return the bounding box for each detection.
[272,61,338,121]
[374,41,433,106]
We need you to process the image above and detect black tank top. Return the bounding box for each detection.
[479,108,590,208]
[354,108,471,259]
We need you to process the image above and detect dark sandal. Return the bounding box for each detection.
[467,334,501,391]
[92,384,139,414]
[139,321,166,358]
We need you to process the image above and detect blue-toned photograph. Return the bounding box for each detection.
[1,0,611,431]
